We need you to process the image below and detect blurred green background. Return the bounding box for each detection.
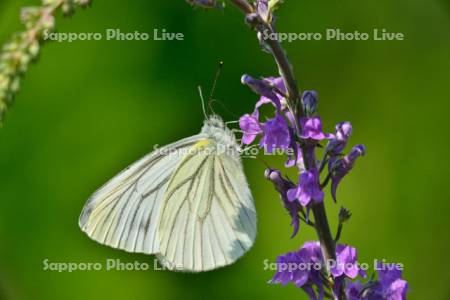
[1,0,449,299]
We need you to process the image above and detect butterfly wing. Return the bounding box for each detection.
[79,134,206,254]
[157,140,257,272]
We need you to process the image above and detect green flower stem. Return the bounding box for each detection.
[0,0,92,124]
[229,0,254,14]
[227,1,345,299]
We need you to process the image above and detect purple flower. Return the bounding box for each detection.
[375,264,408,300]
[347,264,408,300]
[287,170,324,206]
[239,110,263,145]
[240,76,291,151]
[270,251,309,287]
[377,264,403,287]
[345,281,364,300]
[260,112,291,153]
[300,117,332,141]
[256,77,287,110]
[382,279,408,300]
[329,144,366,202]
[301,241,323,264]
[331,244,366,279]
[343,264,408,300]
[265,169,302,237]
[271,242,379,300]
[241,75,283,110]
[326,121,353,155]
[270,241,325,300]
[285,141,304,169]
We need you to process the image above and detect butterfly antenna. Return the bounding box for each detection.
[198,86,208,119]
[208,61,224,114]
[210,99,239,118]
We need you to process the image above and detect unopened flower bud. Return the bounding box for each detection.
[265,168,302,237]
[339,207,352,224]
[245,13,261,27]
[301,90,318,117]
[326,121,353,155]
[345,144,366,165]
[329,144,366,202]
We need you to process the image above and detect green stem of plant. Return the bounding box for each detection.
[0,0,90,123]
[229,0,254,14]
[228,1,345,299]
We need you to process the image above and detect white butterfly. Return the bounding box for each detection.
[79,114,257,272]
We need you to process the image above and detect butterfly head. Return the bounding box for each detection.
[204,114,226,129]
[201,115,239,154]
